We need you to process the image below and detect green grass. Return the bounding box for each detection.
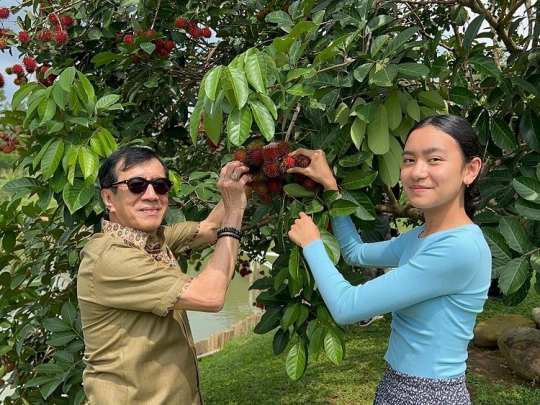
[199,289,540,405]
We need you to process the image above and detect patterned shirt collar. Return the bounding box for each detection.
[101,219,161,251]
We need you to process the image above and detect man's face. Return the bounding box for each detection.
[101,158,169,234]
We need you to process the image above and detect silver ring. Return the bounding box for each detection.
[230,172,239,180]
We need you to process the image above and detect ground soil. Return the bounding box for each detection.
[466,345,537,389]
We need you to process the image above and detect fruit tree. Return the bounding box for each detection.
[0,0,539,403]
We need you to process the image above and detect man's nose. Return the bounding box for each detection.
[141,184,159,199]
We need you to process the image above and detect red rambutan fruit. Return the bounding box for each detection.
[262,161,282,178]
[283,155,296,169]
[260,194,272,204]
[0,39,7,49]
[164,40,175,52]
[201,27,212,38]
[11,64,24,76]
[0,73,4,88]
[175,18,188,29]
[233,148,248,163]
[23,56,37,73]
[295,155,311,168]
[54,30,68,44]
[60,15,74,28]
[252,182,268,198]
[48,13,60,25]
[303,178,319,190]
[37,30,52,42]
[267,179,282,195]
[123,34,134,45]
[0,7,10,19]
[18,31,30,44]
[262,142,281,161]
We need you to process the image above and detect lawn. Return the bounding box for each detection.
[199,289,540,405]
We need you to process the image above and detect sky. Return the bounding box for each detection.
[0,0,25,105]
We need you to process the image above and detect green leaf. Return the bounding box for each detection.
[283,183,315,198]
[320,229,340,265]
[342,169,378,190]
[58,66,76,92]
[77,71,96,102]
[367,105,389,154]
[282,303,301,330]
[204,66,223,101]
[396,62,429,78]
[329,198,359,216]
[43,318,71,333]
[463,15,485,51]
[449,87,477,106]
[384,91,402,130]
[61,302,77,326]
[2,177,42,193]
[189,99,204,145]
[250,100,275,141]
[379,136,403,187]
[513,177,540,203]
[227,107,252,146]
[266,10,294,30]
[12,82,39,109]
[273,329,290,355]
[203,105,223,145]
[520,110,540,153]
[286,341,307,380]
[370,64,397,87]
[383,26,418,58]
[350,117,366,149]
[323,329,344,365]
[289,246,300,281]
[499,257,529,296]
[406,99,421,122]
[95,94,121,113]
[353,192,376,220]
[46,331,78,346]
[52,84,67,109]
[39,97,57,125]
[41,140,65,180]
[140,41,156,54]
[515,198,540,221]
[491,118,517,150]
[417,90,446,110]
[353,63,374,83]
[254,306,281,334]
[91,51,121,67]
[482,227,512,260]
[245,49,267,93]
[63,180,95,214]
[468,55,502,81]
[78,147,99,181]
[226,67,249,109]
[498,217,528,254]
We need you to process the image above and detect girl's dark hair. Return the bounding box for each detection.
[98,146,169,192]
[407,115,482,220]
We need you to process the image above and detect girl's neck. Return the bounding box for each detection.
[420,209,472,237]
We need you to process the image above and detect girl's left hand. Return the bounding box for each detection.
[288,212,321,248]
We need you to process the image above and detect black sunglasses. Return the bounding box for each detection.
[103,177,173,195]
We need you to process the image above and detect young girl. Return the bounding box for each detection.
[288,115,491,405]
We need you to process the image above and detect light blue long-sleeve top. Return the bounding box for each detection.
[302,215,491,379]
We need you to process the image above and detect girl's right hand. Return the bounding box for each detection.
[287,148,338,191]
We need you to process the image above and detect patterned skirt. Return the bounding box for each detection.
[373,364,471,405]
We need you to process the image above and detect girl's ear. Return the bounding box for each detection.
[465,157,482,186]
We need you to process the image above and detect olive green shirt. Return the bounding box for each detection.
[77,219,202,405]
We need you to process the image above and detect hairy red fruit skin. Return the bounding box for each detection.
[0,7,10,19]
[18,31,30,44]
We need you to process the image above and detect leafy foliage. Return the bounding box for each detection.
[0,0,539,402]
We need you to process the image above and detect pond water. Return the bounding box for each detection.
[186,257,270,342]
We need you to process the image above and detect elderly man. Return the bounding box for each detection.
[77,146,250,404]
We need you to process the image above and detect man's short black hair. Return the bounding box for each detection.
[98,146,169,191]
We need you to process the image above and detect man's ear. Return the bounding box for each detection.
[101,189,114,213]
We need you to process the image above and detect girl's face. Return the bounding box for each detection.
[400,125,480,217]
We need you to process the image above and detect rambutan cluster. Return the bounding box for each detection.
[233,140,316,203]
[174,18,212,39]
[119,30,176,63]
